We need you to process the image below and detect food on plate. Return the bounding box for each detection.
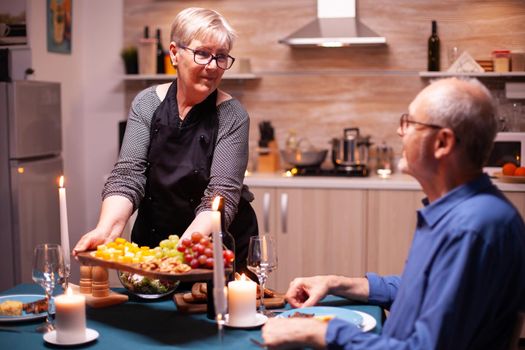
[314,314,335,322]
[23,298,48,314]
[287,311,334,322]
[0,300,23,316]
[288,311,315,318]
[502,162,518,176]
[514,166,525,176]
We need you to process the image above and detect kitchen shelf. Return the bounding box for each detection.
[123,73,260,81]
[419,72,525,78]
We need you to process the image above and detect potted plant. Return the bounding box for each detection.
[120,46,138,74]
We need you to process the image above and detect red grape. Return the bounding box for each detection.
[223,250,235,263]
[197,255,207,265]
[191,232,203,244]
[190,258,200,269]
[204,247,213,257]
[200,237,210,247]
[206,257,214,268]
[181,237,192,248]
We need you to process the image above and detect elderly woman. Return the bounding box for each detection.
[74,7,257,272]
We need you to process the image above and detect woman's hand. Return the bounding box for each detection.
[72,195,133,255]
[73,227,119,254]
[261,318,327,349]
[285,275,334,308]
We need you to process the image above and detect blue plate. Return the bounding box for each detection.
[0,294,54,323]
[277,306,363,326]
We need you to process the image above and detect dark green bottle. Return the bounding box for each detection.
[156,28,165,74]
[428,20,440,71]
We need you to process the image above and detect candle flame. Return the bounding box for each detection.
[240,273,247,281]
[212,196,221,211]
[59,175,65,188]
[66,286,73,296]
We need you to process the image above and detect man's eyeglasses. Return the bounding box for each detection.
[399,113,444,136]
[179,45,235,70]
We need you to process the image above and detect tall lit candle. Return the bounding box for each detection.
[55,287,86,343]
[227,274,257,326]
[58,176,71,270]
[211,196,226,318]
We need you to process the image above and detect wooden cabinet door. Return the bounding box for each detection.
[266,188,367,292]
[367,189,425,276]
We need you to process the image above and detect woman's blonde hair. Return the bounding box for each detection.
[170,7,236,51]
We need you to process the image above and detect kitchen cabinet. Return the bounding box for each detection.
[249,187,367,292]
[366,189,425,276]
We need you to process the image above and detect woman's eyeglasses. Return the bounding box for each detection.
[179,46,235,70]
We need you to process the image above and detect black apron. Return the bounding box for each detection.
[131,82,257,273]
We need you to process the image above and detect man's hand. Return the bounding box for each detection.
[285,275,334,308]
[261,318,328,349]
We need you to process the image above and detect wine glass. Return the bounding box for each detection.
[32,243,64,333]
[246,235,277,316]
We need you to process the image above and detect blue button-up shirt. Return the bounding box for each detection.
[326,174,525,349]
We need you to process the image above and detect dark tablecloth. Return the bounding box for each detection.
[0,283,382,349]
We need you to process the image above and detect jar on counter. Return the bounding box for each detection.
[492,50,511,72]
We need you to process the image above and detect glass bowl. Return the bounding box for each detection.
[117,271,179,299]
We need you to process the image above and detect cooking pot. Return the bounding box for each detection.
[331,127,372,171]
[281,138,328,168]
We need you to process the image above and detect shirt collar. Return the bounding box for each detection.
[418,173,494,228]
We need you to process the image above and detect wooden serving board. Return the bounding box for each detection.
[76,251,232,282]
[173,292,286,314]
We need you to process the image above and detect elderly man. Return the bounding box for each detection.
[262,78,525,349]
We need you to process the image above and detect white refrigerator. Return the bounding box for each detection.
[0,80,63,291]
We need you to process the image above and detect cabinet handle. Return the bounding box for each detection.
[263,192,271,234]
[280,192,288,234]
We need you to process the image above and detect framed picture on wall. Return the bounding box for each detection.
[47,0,72,54]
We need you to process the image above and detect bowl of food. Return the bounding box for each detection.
[117,271,179,299]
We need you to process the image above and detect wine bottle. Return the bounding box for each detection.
[156,28,165,74]
[428,20,440,71]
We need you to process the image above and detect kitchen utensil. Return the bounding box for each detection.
[331,127,371,176]
[280,138,328,168]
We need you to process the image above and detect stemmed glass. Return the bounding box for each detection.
[32,243,65,333]
[246,235,277,316]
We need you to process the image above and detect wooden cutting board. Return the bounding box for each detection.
[76,251,232,282]
[173,292,286,314]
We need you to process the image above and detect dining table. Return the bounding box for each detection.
[0,283,383,349]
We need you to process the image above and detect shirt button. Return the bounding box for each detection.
[200,135,205,142]
[154,128,159,133]
[189,198,195,204]
[151,228,156,233]
[148,196,153,201]
[193,169,199,175]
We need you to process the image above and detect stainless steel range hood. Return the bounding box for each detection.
[279,0,386,47]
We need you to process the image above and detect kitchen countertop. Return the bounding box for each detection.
[244,172,525,192]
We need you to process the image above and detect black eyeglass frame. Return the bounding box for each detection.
[399,113,444,134]
[179,45,235,70]
[399,113,460,143]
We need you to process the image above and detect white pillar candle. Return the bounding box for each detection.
[227,274,257,326]
[58,176,70,269]
[211,196,226,318]
[55,287,86,343]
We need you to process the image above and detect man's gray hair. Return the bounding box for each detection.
[425,78,497,168]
